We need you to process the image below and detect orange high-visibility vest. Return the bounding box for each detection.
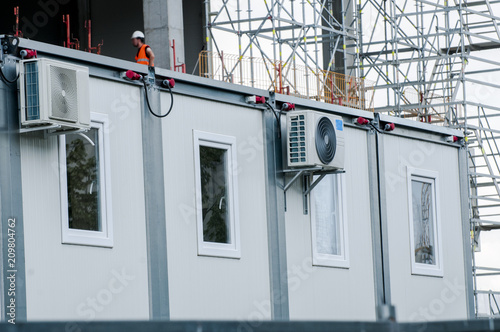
[135,44,151,65]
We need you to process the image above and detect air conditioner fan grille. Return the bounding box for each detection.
[315,116,336,164]
[50,65,78,123]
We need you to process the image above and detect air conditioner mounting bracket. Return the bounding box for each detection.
[281,167,345,215]
[20,124,88,138]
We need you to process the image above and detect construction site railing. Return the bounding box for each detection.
[476,289,500,317]
[199,51,374,112]
[398,88,451,124]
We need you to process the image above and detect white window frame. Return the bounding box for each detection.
[59,112,113,247]
[193,130,241,259]
[407,167,443,277]
[310,173,349,268]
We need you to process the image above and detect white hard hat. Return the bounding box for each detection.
[131,31,145,39]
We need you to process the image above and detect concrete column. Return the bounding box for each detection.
[143,0,185,70]
[182,0,205,74]
[322,0,354,74]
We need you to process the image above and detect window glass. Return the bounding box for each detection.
[200,145,230,244]
[60,114,113,248]
[311,173,349,268]
[314,174,341,255]
[65,128,101,231]
[407,167,442,277]
[194,131,240,258]
[412,179,436,265]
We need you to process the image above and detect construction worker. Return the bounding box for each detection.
[131,31,155,67]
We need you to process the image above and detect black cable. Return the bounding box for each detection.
[0,66,19,84]
[265,101,281,138]
[143,79,174,118]
[368,122,383,134]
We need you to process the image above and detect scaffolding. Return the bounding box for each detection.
[198,50,374,110]
[203,0,370,107]
[204,0,500,318]
[358,0,500,318]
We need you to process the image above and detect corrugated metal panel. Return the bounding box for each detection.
[161,93,272,319]
[382,135,467,321]
[21,78,150,320]
[284,127,377,321]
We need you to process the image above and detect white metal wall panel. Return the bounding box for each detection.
[285,127,377,320]
[21,78,150,321]
[382,135,467,321]
[161,94,272,320]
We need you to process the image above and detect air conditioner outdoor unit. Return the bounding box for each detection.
[19,58,90,131]
[286,110,345,169]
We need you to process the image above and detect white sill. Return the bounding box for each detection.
[62,229,113,248]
